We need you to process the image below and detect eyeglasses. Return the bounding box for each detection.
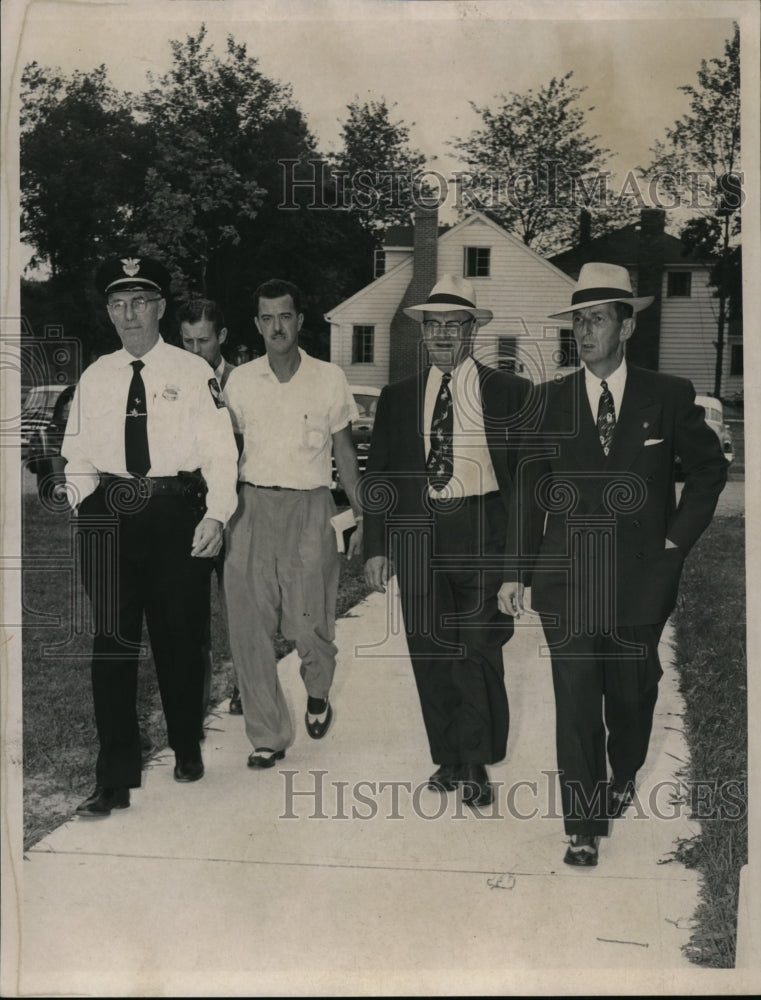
[422,319,472,336]
[108,297,162,314]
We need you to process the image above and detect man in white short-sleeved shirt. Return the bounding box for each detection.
[223,279,363,768]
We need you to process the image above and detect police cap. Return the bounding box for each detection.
[96,255,172,298]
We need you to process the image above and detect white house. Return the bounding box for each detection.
[326,210,576,388]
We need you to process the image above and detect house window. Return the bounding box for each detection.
[558,329,579,367]
[497,337,522,373]
[667,272,692,297]
[464,247,491,278]
[730,343,743,376]
[352,325,375,364]
[373,249,386,279]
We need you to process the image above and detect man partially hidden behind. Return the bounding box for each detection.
[363,274,530,807]
[62,255,239,816]
[499,262,728,866]
[222,278,363,768]
[178,297,242,716]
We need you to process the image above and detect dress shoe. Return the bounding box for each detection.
[76,786,130,817]
[607,779,635,818]
[174,757,205,782]
[459,764,494,807]
[247,747,286,768]
[563,834,600,867]
[229,686,243,715]
[305,700,333,740]
[428,763,459,792]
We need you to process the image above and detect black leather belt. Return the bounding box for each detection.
[98,473,206,501]
[243,481,304,492]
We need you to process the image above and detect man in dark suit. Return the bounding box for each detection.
[499,262,728,866]
[363,275,530,807]
[178,297,241,716]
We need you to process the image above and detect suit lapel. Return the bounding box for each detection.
[557,370,606,470]
[607,366,662,470]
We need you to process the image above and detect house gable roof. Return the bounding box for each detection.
[551,223,708,274]
[324,211,575,321]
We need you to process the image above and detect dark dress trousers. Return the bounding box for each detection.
[508,365,728,834]
[363,361,530,766]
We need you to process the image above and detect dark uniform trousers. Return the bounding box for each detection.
[77,486,213,788]
[397,492,513,767]
[540,618,664,836]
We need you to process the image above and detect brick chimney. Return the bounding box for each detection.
[388,204,438,383]
[629,208,665,370]
[579,209,591,247]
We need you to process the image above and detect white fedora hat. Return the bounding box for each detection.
[548,262,654,320]
[404,274,493,324]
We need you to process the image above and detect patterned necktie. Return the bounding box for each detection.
[125,360,151,476]
[597,379,616,457]
[426,371,453,490]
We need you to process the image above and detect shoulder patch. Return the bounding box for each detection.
[208,377,226,409]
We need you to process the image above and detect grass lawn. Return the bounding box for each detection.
[671,513,747,968]
[21,491,369,848]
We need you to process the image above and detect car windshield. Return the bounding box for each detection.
[353,394,378,419]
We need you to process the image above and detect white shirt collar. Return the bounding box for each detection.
[114,335,166,368]
[256,346,307,379]
[584,357,627,394]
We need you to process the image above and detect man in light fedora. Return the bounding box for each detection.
[499,262,727,866]
[363,274,530,807]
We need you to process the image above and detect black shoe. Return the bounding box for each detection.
[76,786,130,817]
[563,834,600,867]
[305,700,333,740]
[428,763,459,792]
[459,764,494,807]
[174,756,204,782]
[247,747,286,768]
[229,687,242,715]
[607,779,635,818]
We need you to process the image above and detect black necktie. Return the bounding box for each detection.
[125,360,150,476]
[426,371,453,490]
[597,379,616,457]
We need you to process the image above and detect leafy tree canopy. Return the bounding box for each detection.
[451,72,636,255]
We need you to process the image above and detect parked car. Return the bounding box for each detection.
[675,394,734,475]
[20,383,72,458]
[25,383,76,504]
[331,384,382,500]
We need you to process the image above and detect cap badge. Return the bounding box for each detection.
[121,257,141,277]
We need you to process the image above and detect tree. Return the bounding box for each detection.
[130,26,288,292]
[330,97,428,236]
[643,24,741,397]
[20,62,149,279]
[450,72,635,255]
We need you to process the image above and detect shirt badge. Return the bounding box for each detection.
[121,257,141,276]
[162,384,180,401]
[208,377,225,409]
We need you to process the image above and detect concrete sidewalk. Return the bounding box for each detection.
[17,582,712,995]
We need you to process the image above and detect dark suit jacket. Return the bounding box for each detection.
[507,365,728,627]
[363,360,531,565]
[218,360,235,390]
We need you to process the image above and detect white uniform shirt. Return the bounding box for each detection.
[583,358,628,425]
[223,348,359,490]
[423,356,500,499]
[62,337,239,524]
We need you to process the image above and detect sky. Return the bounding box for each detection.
[6,0,742,223]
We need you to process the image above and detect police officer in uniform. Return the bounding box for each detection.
[62,255,239,816]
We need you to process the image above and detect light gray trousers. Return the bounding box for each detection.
[224,484,340,752]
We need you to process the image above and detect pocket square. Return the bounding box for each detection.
[644,438,664,446]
